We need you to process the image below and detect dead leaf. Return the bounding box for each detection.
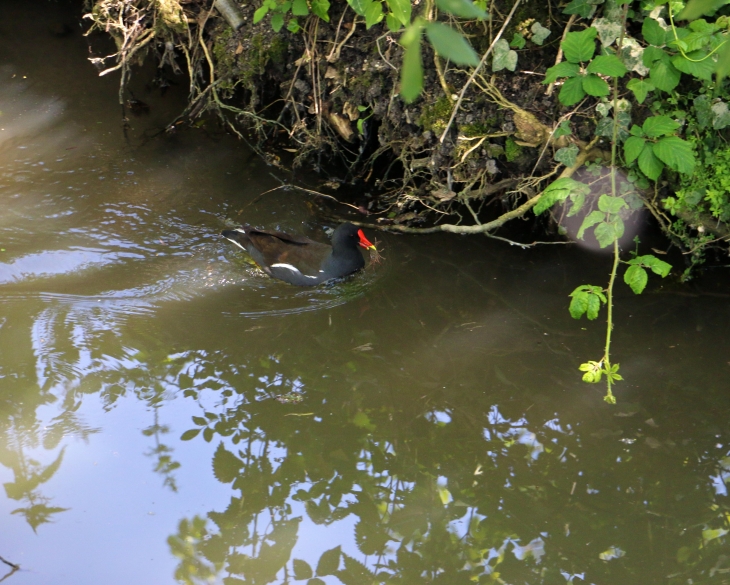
[431,188,456,202]
[235,43,243,55]
[352,343,373,352]
[645,437,662,449]
[645,418,658,428]
[328,112,354,141]
[343,101,360,121]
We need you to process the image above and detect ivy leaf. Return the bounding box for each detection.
[650,59,681,92]
[554,120,572,138]
[388,0,411,26]
[582,73,611,97]
[510,33,526,49]
[598,194,628,214]
[577,210,606,239]
[425,22,479,66]
[638,142,664,180]
[626,78,654,104]
[624,264,648,294]
[544,61,580,83]
[623,135,646,164]
[586,55,627,77]
[642,18,667,46]
[555,144,579,167]
[562,27,598,63]
[399,26,423,103]
[642,115,679,138]
[435,0,487,19]
[531,22,551,45]
[712,101,730,129]
[569,285,607,320]
[653,136,696,175]
[311,0,330,21]
[492,38,517,71]
[559,75,586,105]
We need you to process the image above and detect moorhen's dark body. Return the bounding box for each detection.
[221,222,376,286]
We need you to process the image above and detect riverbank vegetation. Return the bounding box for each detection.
[83,0,730,399]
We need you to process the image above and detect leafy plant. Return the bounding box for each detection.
[623,115,695,181]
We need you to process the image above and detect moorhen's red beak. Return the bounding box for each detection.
[357,229,376,250]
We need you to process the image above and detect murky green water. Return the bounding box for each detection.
[2,2,730,584]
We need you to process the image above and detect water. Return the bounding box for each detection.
[1,2,730,584]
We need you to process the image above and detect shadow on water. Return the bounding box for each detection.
[1,2,730,585]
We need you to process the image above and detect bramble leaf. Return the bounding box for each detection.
[623,135,645,164]
[569,285,606,320]
[624,264,648,294]
[559,75,586,105]
[544,61,580,83]
[562,27,598,63]
[649,59,681,92]
[388,0,411,26]
[586,54,627,77]
[637,143,664,180]
[598,194,628,214]
[653,136,696,175]
[582,73,611,97]
[642,18,667,46]
[642,115,679,138]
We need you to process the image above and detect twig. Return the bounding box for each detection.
[438,0,521,143]
[546,14,576,96]
[242,185,363,212]
[0,556,19,570]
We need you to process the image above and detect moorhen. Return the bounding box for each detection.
[221,222,376,286]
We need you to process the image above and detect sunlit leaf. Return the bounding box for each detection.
[365,0,383,28]
[598,194,628,214]
[569,285,606,320]
[533,177,590,215]
[425,22,479,66]
[595,219,621,248]
[292,0,309,16]
[577,210,606,240]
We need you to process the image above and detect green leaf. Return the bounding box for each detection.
[629,254,672,277]
[598,194,628,214]
[317,546,342,576]
[533,177,590,215]
[386,13,401,30]
[531,22,551,45]
[653,136,696,175]
[716,37,730,81]
[562,27,598,63]
[544,61,580,83]
[293,559,313,580]
[435,0,487,19]
[626,78,654,104]
[510,33,526,49]
[649,59,681,92]
[287,18,301,32]
[623,135,646,164]
[555,144,579,167]
[253,5,270,23]
[586,55,627,77]
[492,39,517,72]
[563,0,597,18]
[365,1,383,28]
[271,12,284,31]
[180,428,201,441]
[677,0,729,21]
[594,218,623,247]
[642,45,665,67]
[579,360,604,383]
[425,22,479,66]
[311,0,330,20]
[554,120,572,138]
[671,50,715,81]
[642,115,679,138]
[559,75,586,106]
[581,73,610,97]
[346,0,369,14]
[567,190,585,216]
[292,0,309,16]
[400,25,423,102]
[624,264,648,294]
[577,210,606,239]
[388,0,411,26]
[638,143,664,180]
[642,18,667,46]
[569,285,606,320]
